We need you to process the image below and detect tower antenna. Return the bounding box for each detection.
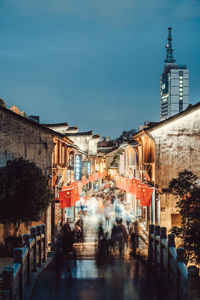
[165,27,176,63]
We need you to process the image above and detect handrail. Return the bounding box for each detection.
[161,238,167,248]
[13,263,21,279]
[178,262,188,280]
[155,235,160,241]
[22,246,29,264]
[146,224,200,299]
[2,224,47,300]
[29,238,35,249]
[169,247,177,260]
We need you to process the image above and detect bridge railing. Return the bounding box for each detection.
[2,224,47,300]
[147,224,200,300]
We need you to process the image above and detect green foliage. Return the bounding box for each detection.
[0,158,53,234]
[169,170,200,264]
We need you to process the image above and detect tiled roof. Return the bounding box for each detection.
[67,126,78,130]
[92,134,100,139]
[99,146,119,154]
[0,106,74,146]
[66,130,93,136]
[134,102,200,136]
[42,122,68,127]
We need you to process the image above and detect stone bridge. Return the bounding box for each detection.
[1,223,200,300]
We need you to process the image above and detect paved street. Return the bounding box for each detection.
[32,186,168,300]
[31,187,170,300]
[31,240,169,300]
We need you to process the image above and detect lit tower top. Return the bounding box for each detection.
[165,27,176,64]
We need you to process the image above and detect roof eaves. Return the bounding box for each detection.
[66,130,93,136]
[42,122,69,127]
[147,102,200,132]
[0,105,66,139]
[133,102,200,137]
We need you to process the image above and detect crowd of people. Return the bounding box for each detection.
[54,180,139,277]
[97,217,138,259]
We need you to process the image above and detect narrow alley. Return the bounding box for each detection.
[31,182,169,300]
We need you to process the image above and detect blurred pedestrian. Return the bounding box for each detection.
[129,225,137,257]
[111,223,117,253]
[98,232,110,257]
[115,218,128,258]
[104,203,111,228]
[74,222,82,243]
[62,223,77,278]
[75,217,84,242]
[97,222,104,242]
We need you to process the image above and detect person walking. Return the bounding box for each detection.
[129,225,137,257]
[75,217,84,242]
[111,222,117,254]
[97,222,104,242]
[115,218,128,258]
[62,223,76,278]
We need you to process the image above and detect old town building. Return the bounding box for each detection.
[133,102,200,230]
[0,104,54,242]
[0,104,78,244]
[44,122,104,185]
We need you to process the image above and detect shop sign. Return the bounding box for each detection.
[82,161,91,179]
[75,155,82,181]
[88,161,91,175]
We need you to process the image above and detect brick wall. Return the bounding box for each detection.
[0,107,55,243]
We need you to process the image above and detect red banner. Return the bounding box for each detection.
[70,182,80,203]
[59,188,73,208]
[139,186,153,206]
[116,175,127,191]
[126,178,136,194]
[89,174,95,182]
[115,175,153,206]
[73,186,80,202]
[59,181,80,207]
[136,182,147,199]
[78,181,82,194]
[81,176,88,185]
[70,181,78,187]
[99,172,103,179]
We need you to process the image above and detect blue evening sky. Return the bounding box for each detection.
[0,0,200,138]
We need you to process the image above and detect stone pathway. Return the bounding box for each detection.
[31,239,170,300]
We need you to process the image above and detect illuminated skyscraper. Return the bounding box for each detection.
[160,27,189,121]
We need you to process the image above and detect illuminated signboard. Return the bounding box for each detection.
[75,155,82,181]
[88,161,91,175]
[82,161,91,180]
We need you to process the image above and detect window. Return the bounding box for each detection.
[179,71,183,76]
[179,101,183,112]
